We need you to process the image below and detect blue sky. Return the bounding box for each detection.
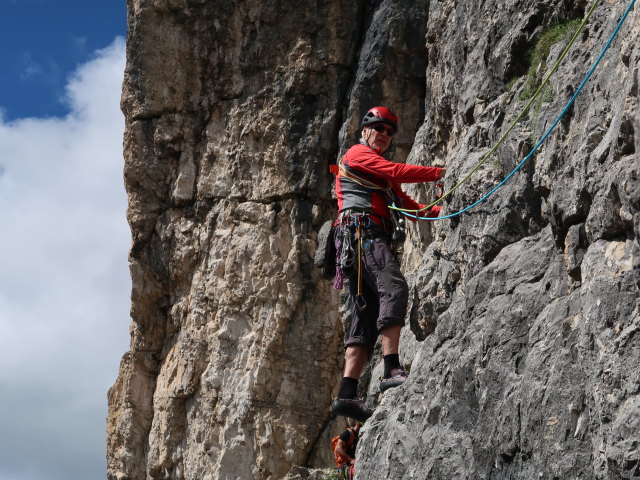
[0,0,126,119]
[0,2,130,480]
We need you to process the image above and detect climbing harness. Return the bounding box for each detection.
[347,213,371,311]
[335,210,396,309]
[402,0,636,221]
[336,156,424,240]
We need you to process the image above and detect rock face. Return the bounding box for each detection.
[108,1,639,479]
[357,1,640,479]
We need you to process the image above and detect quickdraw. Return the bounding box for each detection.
[333,211,372,310]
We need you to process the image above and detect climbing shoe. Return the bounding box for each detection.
[330,397,373,422]
[379,366,408,392]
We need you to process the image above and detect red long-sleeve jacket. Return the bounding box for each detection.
[336,144,443,222]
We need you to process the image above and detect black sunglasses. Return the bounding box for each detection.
[371,124,395,136]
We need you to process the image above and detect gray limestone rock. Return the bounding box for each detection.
[357,1,640,479]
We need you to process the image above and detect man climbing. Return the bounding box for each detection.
[332,421,361,480]
[330,106,446,422]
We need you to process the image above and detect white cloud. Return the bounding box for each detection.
[0,37,130,480]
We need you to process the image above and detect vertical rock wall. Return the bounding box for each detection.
[108,0,639,479]
[108,1,430,479]
[358,1,640,479]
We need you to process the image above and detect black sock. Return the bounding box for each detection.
[383,354,400,378]
[338,377,359,399]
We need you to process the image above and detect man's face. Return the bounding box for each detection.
[364,123,394,153]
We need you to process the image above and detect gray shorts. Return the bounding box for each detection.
[345,232,408,353]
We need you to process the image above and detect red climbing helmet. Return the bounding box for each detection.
[361,106,398,134]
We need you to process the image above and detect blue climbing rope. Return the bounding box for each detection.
[406,0,636,222]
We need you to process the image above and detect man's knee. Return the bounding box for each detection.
[345,344,370,360]
[377,315,405,332]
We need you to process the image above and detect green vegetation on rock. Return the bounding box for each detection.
[520,19,582,100]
